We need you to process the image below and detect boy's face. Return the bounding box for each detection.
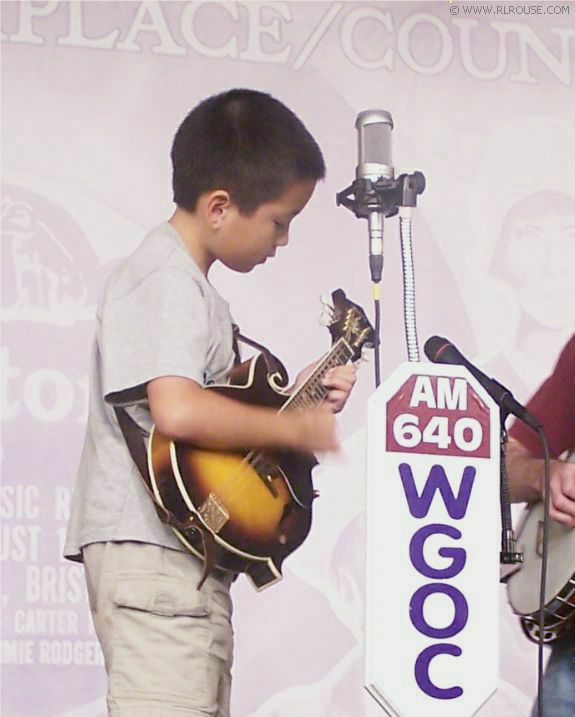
[216,179,316,273]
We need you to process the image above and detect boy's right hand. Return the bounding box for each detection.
[282,404,340,454]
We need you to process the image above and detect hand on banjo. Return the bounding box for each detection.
[547,459,575,528]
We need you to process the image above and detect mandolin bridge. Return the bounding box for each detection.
[198,493,229,533]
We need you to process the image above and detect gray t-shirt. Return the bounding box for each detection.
[64,222,235,560]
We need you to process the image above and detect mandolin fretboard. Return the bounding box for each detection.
[282,338,353,412]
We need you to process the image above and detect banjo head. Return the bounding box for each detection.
[507,502,575,616]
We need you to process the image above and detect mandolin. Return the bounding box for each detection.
[147,289,375,590]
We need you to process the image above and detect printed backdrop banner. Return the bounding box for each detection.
[1,2,574,716]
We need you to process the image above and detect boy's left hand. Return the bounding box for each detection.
[293,363,357,414]
[322,365,357,413]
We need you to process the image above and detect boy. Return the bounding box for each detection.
[64,89,356,717]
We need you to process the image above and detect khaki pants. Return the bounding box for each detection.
[83,541,234,717]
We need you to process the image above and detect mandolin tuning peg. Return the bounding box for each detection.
[319,309,334,327]
[355,347,371,365]
[318,295,335,326]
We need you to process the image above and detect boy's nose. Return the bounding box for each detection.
[277,231,289,247]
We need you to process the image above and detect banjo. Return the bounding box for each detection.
[507,499,575,643]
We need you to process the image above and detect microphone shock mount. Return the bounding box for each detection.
[336,171,426,218]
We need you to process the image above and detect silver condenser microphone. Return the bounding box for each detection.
[355,110,394,283]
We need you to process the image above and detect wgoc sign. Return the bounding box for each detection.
[365,362,500,716]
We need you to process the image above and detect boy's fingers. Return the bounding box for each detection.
[326,390,348,409]
[322,375,355,391]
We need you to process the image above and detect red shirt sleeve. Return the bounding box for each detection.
[508,334,575,459]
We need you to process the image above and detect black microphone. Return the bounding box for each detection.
[424,336,542,431]
[355,110,394,283]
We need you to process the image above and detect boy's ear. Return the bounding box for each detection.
[204,190,233,228]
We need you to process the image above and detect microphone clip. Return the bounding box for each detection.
[336,171,426,220]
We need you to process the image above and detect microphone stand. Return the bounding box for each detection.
[337,172,426,387]
[499,410,523,567]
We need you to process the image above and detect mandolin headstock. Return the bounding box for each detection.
[323,289,375,362]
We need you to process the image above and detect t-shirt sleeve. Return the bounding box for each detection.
[100,267,210,406]
[509,334,575,458]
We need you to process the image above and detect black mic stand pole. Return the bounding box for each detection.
[499,409,524,566]
[337,172,426,387]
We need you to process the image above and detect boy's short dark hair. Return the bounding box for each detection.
[171,89,325,215]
